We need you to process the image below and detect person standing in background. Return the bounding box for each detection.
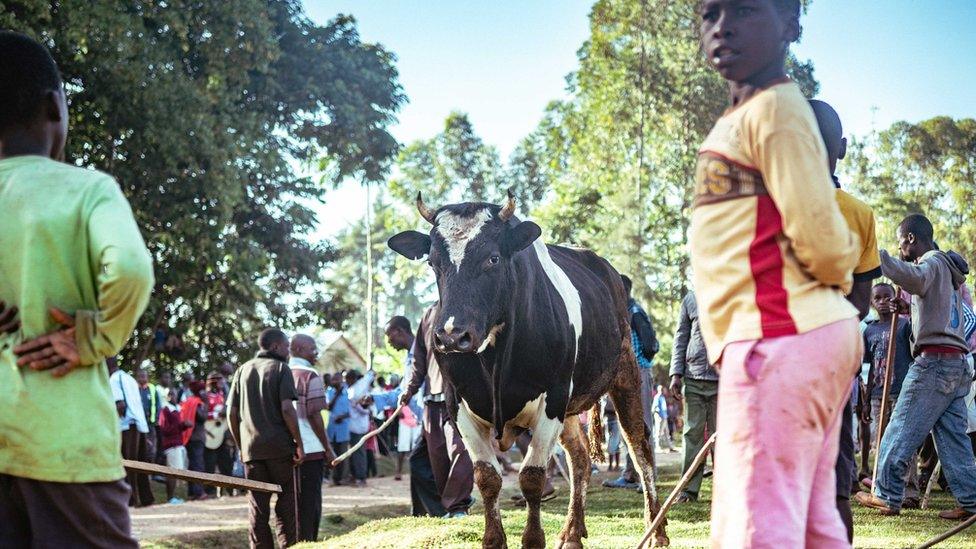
[180,380,209,500]
[669,290,718,503]
[227,328,304,548]
[289,334,335,542]
[109,358,154,508]
[604,275,660,490]
[325,373,352,485]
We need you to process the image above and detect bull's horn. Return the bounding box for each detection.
[416,192,436,224]
[499,189,516,221]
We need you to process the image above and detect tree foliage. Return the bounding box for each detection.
[1,0,403,374]
[845,116,976,262]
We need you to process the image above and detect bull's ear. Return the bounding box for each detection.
[503,221,541,255]
[388,231,431,260]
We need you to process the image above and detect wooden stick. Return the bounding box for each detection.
[916,511,976,549]
[920,461,941,510]
[636,432,717,549]
[122,459,280,493]
[871,308,900,483]
[331,403,404,466]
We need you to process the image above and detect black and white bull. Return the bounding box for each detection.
[388,193,668,548]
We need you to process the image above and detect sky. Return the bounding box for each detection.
[302,0,976,238]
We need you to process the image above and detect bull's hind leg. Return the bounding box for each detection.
[556,413,591,549]
[610,352,669,547]
[520,408,564,549]
[456,402,508,549]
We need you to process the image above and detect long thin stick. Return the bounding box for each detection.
[122,459,280,493]
[331,403,404,466]
[636,432,717,549]
[916,512,976,549]
[293,465,301,538]
[871,309,900,483]
[920,461,941,510]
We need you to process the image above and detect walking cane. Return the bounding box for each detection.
[916,512,976,549]
[636,432,717,549]
[332,404,405,466]
[871,294,901,485]
[293,465,301,539]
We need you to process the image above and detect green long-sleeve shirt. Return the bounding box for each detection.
[0,155,154,483]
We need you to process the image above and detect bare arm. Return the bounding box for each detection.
[280,400,304,464]
[228,406,241,449]
[848,278,874,320]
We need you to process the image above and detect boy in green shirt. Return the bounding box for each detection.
[0,31,154,547]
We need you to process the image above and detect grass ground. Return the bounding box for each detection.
[144,453,976,548]
[316,463,976,548]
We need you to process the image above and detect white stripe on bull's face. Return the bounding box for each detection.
[444,316,455,334]
[435,208,494,272]
[532,239,584,365]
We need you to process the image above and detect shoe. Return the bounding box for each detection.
[853,491,898,516]
[902,497,920,509]
[602,477,639,489]
[702,468,713,479]
[167,497,185,505]
[394,474,402,481]
[674,492,697,504]
[860,477,874,490]
[449,511,468,518]
[938,507,975,520]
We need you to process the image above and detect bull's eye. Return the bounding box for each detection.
[487,255,500,266]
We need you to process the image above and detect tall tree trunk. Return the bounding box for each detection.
[364,181,374,371]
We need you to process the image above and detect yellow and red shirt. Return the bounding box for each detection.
[689,80,859,363]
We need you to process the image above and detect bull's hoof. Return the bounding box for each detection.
[521,529,546,549]
[654,534,671,547]
[482,532,508,549]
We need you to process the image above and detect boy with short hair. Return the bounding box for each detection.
[0,31,154,546]
[693,1,861,546]
[855,214,976,520]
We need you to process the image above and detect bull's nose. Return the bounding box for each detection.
[434,328,477,353]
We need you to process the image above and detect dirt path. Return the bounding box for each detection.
[132,475,412,540]
[133,451,684,542]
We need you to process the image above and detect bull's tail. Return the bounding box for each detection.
[588,402,606,464]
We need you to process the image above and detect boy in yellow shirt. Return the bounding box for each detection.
[693,2,860,547]
[0,31,154,547]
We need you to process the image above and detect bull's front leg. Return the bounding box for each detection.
[520,405,564,549]
[456,401,508,549]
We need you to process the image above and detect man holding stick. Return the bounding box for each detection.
[227,328,304,548]
[855,214,976,520]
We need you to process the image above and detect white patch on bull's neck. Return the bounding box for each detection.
[436,209,493,271]
[444,316,455,334]
[532,239,583,365]
[476,323,506,354]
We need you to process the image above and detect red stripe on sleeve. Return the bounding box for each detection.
[750,195,798,337]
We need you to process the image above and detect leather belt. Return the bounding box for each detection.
[920,351,966,360]
[424,393,446,403]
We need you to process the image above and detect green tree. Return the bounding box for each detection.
[1,1,404,374]
[845,116,976,262]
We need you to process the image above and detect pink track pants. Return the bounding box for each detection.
[710,318,860,549]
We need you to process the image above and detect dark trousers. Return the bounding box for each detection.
[0,473,138,548]
[409,435,447,517]
[120,426,154,507]
[680,378,718,497]
[424,401,474,514]
[298,459,324,542]
[186,440,206,497]
[834,393,856,542]
[329,440,349,483]
[246,457,297,549]
[348,433,367,481]
[204,444,235,495]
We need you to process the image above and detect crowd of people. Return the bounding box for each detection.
[3,2,976,547]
